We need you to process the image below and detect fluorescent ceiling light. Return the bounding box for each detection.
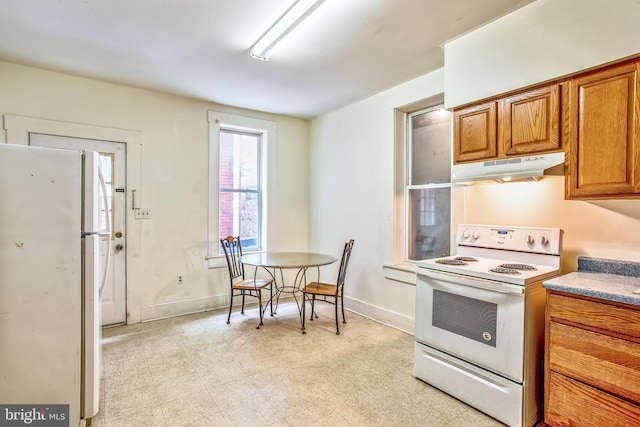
[250,0,325,61]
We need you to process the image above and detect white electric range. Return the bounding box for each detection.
[414,224,563,427]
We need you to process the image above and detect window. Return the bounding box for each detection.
[393,96,453,265]
[218,129,262,251]
[406,106,452,261]
[98,153,114,237]
[208,112,277,261]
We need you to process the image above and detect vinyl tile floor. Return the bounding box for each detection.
[92,301,506,427]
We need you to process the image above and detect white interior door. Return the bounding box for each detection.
[29,133,127,326]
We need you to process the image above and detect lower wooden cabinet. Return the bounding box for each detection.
[546,372,640,426]
[545,292,640,426]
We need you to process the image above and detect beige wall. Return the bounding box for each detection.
[445,0,640,108]
[461,178,640,272]
[310,0,640,334]
[0,60,310,322]
[443,0,640,267]
[309,69,447,333]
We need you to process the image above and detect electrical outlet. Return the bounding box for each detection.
[177,275,184,285]
[134,208,152,219]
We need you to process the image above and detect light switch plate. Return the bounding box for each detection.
[134,208,151,219]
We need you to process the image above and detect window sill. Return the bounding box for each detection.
[382,263,417,286]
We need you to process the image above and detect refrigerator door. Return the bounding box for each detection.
[0,143,83,424]
[81,151,109,420]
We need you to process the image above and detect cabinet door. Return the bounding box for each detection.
[502,85,560,156]
[566,61,640,199]
[453,101,498,163]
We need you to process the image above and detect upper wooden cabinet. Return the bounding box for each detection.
[565,61,640,199]
[453,101,497,162]
[453,84,561,164]
[501,85,560,156]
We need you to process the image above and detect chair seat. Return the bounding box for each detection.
[232,279,273,290]
[302,282,342,296]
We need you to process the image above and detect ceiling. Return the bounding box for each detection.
[0,0,534,119]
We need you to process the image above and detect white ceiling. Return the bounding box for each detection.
[0,0,534,119]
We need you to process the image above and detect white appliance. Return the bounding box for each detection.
[0,143,110,426]
[414,224,563,427]
[451,151,565,183]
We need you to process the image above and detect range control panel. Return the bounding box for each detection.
[456,224,563,255]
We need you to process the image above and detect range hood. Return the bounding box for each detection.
[451,152,565,183]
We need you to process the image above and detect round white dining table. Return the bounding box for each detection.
[238,252,337,324]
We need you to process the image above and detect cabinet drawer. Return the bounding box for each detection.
[546,371,640,427]
[548,293,640,339]
[548,322,640,402]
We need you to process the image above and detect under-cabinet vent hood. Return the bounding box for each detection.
[451,152,565,183]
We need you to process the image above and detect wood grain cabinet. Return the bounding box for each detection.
[545,292,640,426]
[453,84,561,164]
[501,85,560,156]
[565,60,640,199]
[453,101,498,162]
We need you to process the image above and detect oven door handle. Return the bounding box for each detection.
[417,268,525,295]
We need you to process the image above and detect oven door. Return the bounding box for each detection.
[415,267,525,382]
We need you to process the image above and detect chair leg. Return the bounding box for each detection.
[257,289,263,329]
[310,295,316,320]
[269,283,274,317]
[335,296,340,335]
[227,290,233,324]
[301,291,307,334]
[341,292,346,323]
[241,293,246,314]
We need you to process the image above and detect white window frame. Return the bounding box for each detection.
[207,111,277,268]
[405,105,452,262]
[392,94,449,265]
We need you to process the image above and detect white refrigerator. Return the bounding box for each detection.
[0,143,110,426]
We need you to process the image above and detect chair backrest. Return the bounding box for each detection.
[220,236,244,283]
[336,239,355,289]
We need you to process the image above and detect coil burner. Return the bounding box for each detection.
[436,259,468,265]
[490,267,521,275]
[499,263,537,271]
[455,257,478,262]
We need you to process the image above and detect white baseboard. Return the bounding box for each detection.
[138,293,415,336]
[140,294,229,322]
[345,296,415,335]
[140,293,297,323]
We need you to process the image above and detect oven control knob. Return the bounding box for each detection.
[525,234,535,244]
[463,230,470,239]
[539,235,549,245]
[472,231,480,239]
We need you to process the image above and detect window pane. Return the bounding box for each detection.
[409,109,452,185]
[98,153,114,238]
[219,130,259,190]
[407,187,450,260]
[219,191,260,247]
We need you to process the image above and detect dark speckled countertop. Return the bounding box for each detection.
[543,257,640,306]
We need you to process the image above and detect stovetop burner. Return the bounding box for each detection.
[455,257,478,262]
[490,267,521,275]
[499,263,537,271]
[436,259,468,265]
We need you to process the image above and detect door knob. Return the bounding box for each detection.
[114,243,124,253]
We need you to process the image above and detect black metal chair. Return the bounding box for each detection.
[301,239,354,335]
[220,236,273,329]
